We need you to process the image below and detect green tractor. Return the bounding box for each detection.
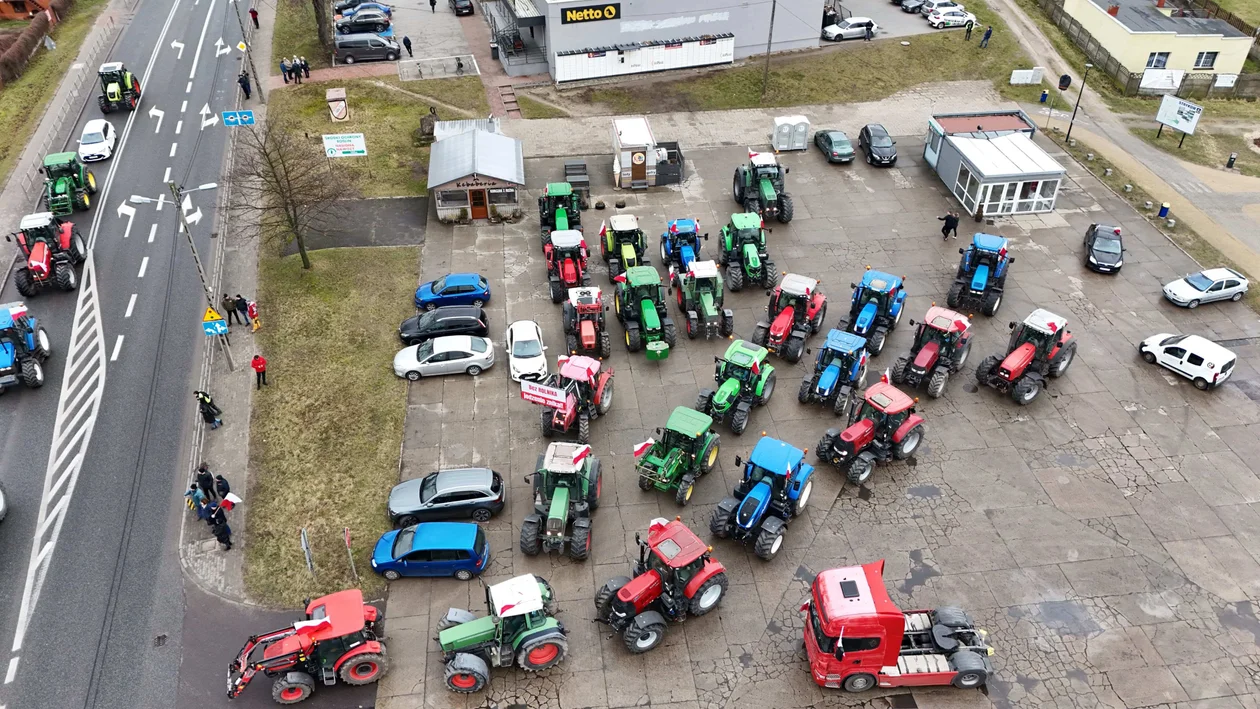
[614,266,677,361]
[520,442,602,561]
[39,153,97,216]
[696,340,776,435]
[436,574,567,693]
[538,182,583,248]
[599,214,649,281]
[97,62,142,113]
[718,212,779,292]
[670,259,734,340]
[636,406,721,505]
[732,149,794,224]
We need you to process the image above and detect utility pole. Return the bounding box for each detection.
[760,0,778,102]
[230,0,266,104]
[1065,63,1092,144]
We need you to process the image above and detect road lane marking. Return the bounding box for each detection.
[163,166,171,182]
[116,202,135,239]
[175,120,183,135]
[3,657,15,683]
[186,81,192,93]
[169,142,177,157]
[125,294,137,318]
[148,224,157,243]
[181,100,187,112]
[109,336,123,362]
[155,193,165,211]
[148,106,164,133]
[189,0,217,80]
[137,256,149,278]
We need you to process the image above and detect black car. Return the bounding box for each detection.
[399,305,488,345]
[1084,223,1125,273]
[333,0,364,13]
[859,124,897,166]
[450,0,474,15]
[387,468,505,525]
[814,129,856,163]
[901,0,925,11]
[335,9,390,34]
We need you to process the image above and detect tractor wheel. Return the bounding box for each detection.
[753,523,784,560]
[744,198,761,219]
[663,320,678,347]
[720,311,734,337]
[271,673,316,704]
[950,651,989,689]
[578,413,591,443]
[397,515,419,528]
[519,517,542,555]
[443,654,489,693]
[562,302,576,333]
[730,407,749,435]
[953,340,971,372]
[569,523,591,560]
[73,191,90,211]
[14,270,36,298]
[674,475,696,506]
[842,673,877,693]
[688,572,729,616]
[817,432,836,460]
[982,291,1002,316]
[339,652,389,685]
[34,328,51,359]
[686,312,698,340]
[867,329,886,356]
[70,232,87,264]
[847,455,874,485]
[750,323,769,347]
[699,435,719,474]
[587,461,602,509]
[893,426,923,459]
[625,325,642,352]
[926,369,949,398]
[809,302,827,334]
[638,473,654,491]
[695,390,714,416]
[607,258,621,282]
[762,263,780,290]
[599,331,612,358]
[784,335,804,364]
[759,372,776,406]
[518,632,569,671]
[1012,376,1041,405]
[565,334,579,355]
[727,264,744,292]
[798,378,813,404]
[55,266,77,292]
[946,282,963,308]
[85,171,98,194]
[710,507,733,538]
[98,95,111,113]
[891,357,909,384]
[660,241,670,264]
[597,378,613,415]
[550,280,565,304]
[595,576,632,620]
[795,479,813,514]
[776,194,794,224]
[976,355,1000,382]
[623,618,666,654]
[833,387,852,416]
[20,360,44,389]
[732,171,744,203]
[1050,342,1077,378]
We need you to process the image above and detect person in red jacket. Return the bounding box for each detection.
[251,354,268,389]
[247,300,261,332]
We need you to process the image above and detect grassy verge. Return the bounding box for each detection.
[517,94,569,119]
[247,246,418,606]
[1214,0,1260,25]
[377,74,490,115]
[0,0,108,186]
[272,0,329,74]
[1132,126,1260,178]
[270,77,483,196]
[585,1,1046,113]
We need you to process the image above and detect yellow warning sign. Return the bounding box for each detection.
[203,307,224,322]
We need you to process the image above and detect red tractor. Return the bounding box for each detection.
[891,306,973,399]
[522,354,613,443]
[976,308,1076,406]
[594,517,728,654]
[816,382,925,485]
[227,589,388,704]
[751,273,827,364]
[561,287,612,358]
[545,230,591,303]
[6,212,86,297]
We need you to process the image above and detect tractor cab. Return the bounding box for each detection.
[539,182,582,241]
[658,407,712,458]
[13,212,62,250]
[638,517,712,611]
[814,330,867,381]
[738,436,807,502]
[723,212,766,250]
[716,345,761,384]
[850,382,916,439]
[684,260,721,296]
[535,442,590,495]
[601,214,647,277]
[547,229,587,261]
[842,269,906,355]
[771,274,820,324]
[556,354,602,406]
[661,218,706,271]
[1008,308,1065,358]
[545,230,589,301]
[960,233,1010,290]
[750,152,785,193]
[915,306,969,351]
[563,287,609,356]
[621,265,663,300]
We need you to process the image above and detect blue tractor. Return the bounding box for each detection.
[947,233,1012,317]
[798,330,868,415]
[659,219,706,273]
[709,437,815,561]
[0,302,51,392]
[836,269,907,356]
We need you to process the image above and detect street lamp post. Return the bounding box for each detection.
[1065,62,1092,144]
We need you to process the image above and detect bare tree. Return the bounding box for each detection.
[230,120,351,269]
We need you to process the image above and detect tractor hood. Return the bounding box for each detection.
[619,242,638,266]
[0,341,15,370]
[769,307,796,342]
[735,480,773,530]
[553,206,570,231]
[560,258,579,285]
[698,290,717,318]
[106,82,122,100]
[999,342,1036,381]
[912,340,940,372]
[839,418,876,456]
[970,263,990,292]
[27,241,50,275]
[758,178,777,205]
[815,362,842,396]
[854,301,879,333]
[438,615,497,652]
[639,299,661,332]
[52,177,72,196]
[712,377,742,412]
[741,243,761,270]
[546,487,571,537]
[578,319,597,349]
[679,244,697,270]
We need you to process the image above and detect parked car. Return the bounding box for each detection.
[399,306,488,346]
[1138,333,1236,390]
[858,124,897,166]
[1162,267,1248,308]
[343,1,392,16]
[334,33,400,64]
[507,319,548,382]
[335,9,390,34]
[77,119,115,162]
[393,335,495,380]
[333,0,367,13]
[450,0,474,15]
[822,17,878,41]
[371,522,490,580]
[415,272,491,309]
[387,467,506,525]
[922,0,964,14]
[813,130,855,163]
[900,0,926,12]
[928,8,977,27]
[1083,223,1124,273]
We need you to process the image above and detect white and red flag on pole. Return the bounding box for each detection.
[751,358,761,375]
[633,438,655,457]
[294,617,332,637]
[572,444,592,465]
[880,368,890,384]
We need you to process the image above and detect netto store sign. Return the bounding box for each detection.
[562,2,620,23]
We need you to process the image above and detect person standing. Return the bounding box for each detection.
[238,71,252,100]
[247,300,261,332]
[252,354,268,389]
[215,474,231,501]
[234,294,250,328]
[196,497,215,525]
[291,56,303,84]
[248,6,259,28]
[196,463,217,501]
[429,0,436,11]
[402,35,412,58]
[980,25,992,48]
[965,22,973,40]
[864,25,873,42]
[185,484,206,511]
[938,211,959,240]
[222,294,241,325]
[213,519,233,550]
[301,57,310,79]
[198,396,223,429]
[279,57,290,84]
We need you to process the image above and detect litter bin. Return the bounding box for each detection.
[1040,90,1048,103]
[1158,202,1170,218]
[1227,152,1238,169]
[490,43,499,60]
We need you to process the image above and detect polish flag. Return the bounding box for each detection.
[294,617,332,637]
[613,273,627,284]
[557,355,570,368]
[748,148,759,159]
[880,368,890,384]
[751,358,761,375]
[572,444,592,465]
[633,438,655,457]
[670,222,678,234]
[598,220,607,238]
[1046,320,1059,333]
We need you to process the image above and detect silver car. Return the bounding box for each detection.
[393,335,494,380]
[1162,267,1249,308]
[822,17,878,41]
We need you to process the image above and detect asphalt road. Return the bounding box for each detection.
[0,0,246,705]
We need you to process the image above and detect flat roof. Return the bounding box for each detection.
[614,117,655,148]
[934,111,1035,136]
[948,132,1066,180]
[1083,0,1248,36]
[428,129,525,189]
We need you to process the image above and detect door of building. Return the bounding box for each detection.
[470,189,488,220]
[631,152,647,183]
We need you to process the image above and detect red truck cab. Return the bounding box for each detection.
[801,560,994,693]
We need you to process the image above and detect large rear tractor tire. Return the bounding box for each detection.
[597,378,614,415]
[20,359,44,389]
[926,368,949,398]
[1051,342,1077,378]
[1012,376,1041,405]
[34,328,50,359]
[339,652,389,685]
[688,572,729,616]
[759,372,776,406]
[519,518,542,555]
[55,266,77,292]
[699,436,719,473]
[518,632,569,671]
[892,426,923,459]
[732,171,745,204]
[271,673,316,704]
[776,194,794,224]
[70,232,87,264]
[443,654,489,694]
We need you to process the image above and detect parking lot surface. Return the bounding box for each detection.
[376,134,1260,709]
[846,0,942,40]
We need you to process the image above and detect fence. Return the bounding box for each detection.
[396,54,480,81]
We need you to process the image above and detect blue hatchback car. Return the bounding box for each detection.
[372,522,489,580]
[415,273,491,310]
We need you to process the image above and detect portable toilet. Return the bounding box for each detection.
[771,115,810,152]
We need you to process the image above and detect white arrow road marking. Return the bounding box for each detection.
[200,103,218,130]
[137,256,149,278]
[181,194,192,214]
[116,202,135,239]
[170,39,184,59]
[189,0,216,79]
[125,294,137,318]
[109,336,123,362]
[214,37,230,57]
[185,207,203,227]
[148,105,164,133]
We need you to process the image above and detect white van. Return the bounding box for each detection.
[1138,333,1236,390]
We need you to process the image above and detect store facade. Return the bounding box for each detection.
[427,129,526,222]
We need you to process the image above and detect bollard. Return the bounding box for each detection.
[1104,168,1112,176]
[1086,153,1095,161]
[1143,201,1153,209]
[1069,139,1077,147]
[1166,219,1176,229]
[1124,184,1132,192]
[1227,152,1238,169]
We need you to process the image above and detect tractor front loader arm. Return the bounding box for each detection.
[226,627,302,698]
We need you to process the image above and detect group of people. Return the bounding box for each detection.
[280,56,310,85]
[222,293,261,333]
[185,463,239,550]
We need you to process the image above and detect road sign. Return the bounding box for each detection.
[203,319,228,336]
[221,110,256,127]
[322,133,367,157]
[203,307,224,321]
[237,41,247,52]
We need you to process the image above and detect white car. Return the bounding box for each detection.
[1138,333,1236,390]
[1162,267,1248,308]
[928,8,977,27]
[393,335,494,380]
[921,0,963,14]
[822,17,878,41]
[77,119,116,162]
[506,320,548,382]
